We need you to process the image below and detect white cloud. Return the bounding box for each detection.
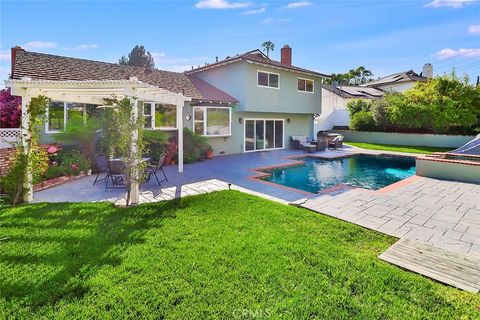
[424,0,476,8]
[283,1,312,8]
[151,52,166,58]
[22,41,57,50]
[195,0,252,9]
[260,17,290,24]
[152,54,208,72]
[469,24,480,34]
[65,44,98,51]
[0,50,10,60]
[241,7,266,14]
[433,48,480,59]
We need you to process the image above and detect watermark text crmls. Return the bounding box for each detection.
[232,308,272,318]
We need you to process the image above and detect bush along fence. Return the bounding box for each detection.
[346,72,480,136]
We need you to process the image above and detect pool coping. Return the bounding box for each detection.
[249,152,419,197]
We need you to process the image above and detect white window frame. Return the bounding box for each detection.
[257,70,280,89]
[192,106,232,137]
[45,101,68,134]
[297,77,314,94]
[243,118,285,153]
[143,102,178,131]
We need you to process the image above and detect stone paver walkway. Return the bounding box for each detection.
[297,176,480,258]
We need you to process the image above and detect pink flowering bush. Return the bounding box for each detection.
[0,88,22,128]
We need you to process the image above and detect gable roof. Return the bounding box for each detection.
[322,84,384,99]
[363,70,428,88]
[10,48,238,104]
[185,49,328,78]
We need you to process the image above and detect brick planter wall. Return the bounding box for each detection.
[0,147,16,176]
[0,143,62,176]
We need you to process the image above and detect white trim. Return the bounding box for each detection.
[192,106,232,137]
[256,70,280,89]
[243,118,285,153]
[297,77,314,94]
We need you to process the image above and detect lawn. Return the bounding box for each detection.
[345,142,453,154]
[0,191,479,319]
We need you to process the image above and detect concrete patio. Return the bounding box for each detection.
[33,148,356,204]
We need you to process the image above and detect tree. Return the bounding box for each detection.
[119,45,155,68]
[261,41,275,58]
[0,88,22,128]
[386,71,480,134]
[325,66,374,85]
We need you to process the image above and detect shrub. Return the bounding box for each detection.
[371,99,390,129]
[183,128,210,161]
[53,113,100,163]
[385,72,480,134]
[346,99,372,116]
[0,88,21,128]
[350,110,376,131]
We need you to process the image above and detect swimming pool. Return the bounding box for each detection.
[260,154,416,193]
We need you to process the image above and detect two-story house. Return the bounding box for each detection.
[8,45,326,156]
[184,46,327,154]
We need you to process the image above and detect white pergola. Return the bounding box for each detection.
[6,77,191,204]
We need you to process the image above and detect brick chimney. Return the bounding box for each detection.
[280,45,292,66]
[10,46,24,79]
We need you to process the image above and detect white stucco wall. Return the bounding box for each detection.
[377,82,415,93]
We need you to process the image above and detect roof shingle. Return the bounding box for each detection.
[11,49,238,103]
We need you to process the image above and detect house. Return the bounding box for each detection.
[315,85,384,131]
[315,63,432,131]
[362,63,432,92]
[185,45,327,154]
[8,45,327,157]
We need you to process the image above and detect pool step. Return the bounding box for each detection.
[379,238,480,293]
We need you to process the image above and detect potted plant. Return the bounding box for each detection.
[205,146,214,159]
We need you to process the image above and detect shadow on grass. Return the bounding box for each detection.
[0,200,183,308]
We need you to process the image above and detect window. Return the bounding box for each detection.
[257,71,279,89]
[45,101,86,133]
[46,101,65,132]
[142,102,177,129]
[298,78,314,93]
[193,106,231,136]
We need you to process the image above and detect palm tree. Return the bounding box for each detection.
[261,41,275,58]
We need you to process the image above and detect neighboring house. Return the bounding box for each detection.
[315,85,384,131]
[362,63,432,92]
[7,45,327,156]
[315,63,433,131]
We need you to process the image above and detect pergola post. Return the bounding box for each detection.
[130,96,140,205]
[21,93,33,202]
[176,101,184,173]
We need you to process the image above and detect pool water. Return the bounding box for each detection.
[261,154,416,193]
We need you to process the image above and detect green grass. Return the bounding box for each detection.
[0,192,479,319]
[345,142,453,154]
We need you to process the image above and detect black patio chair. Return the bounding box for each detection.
[105,159,126,191]
[145,153,168,186]
[93,153,109,185]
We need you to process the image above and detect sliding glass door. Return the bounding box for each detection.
[244,119,284,152]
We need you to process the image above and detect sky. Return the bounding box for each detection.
[0,0,479,86]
